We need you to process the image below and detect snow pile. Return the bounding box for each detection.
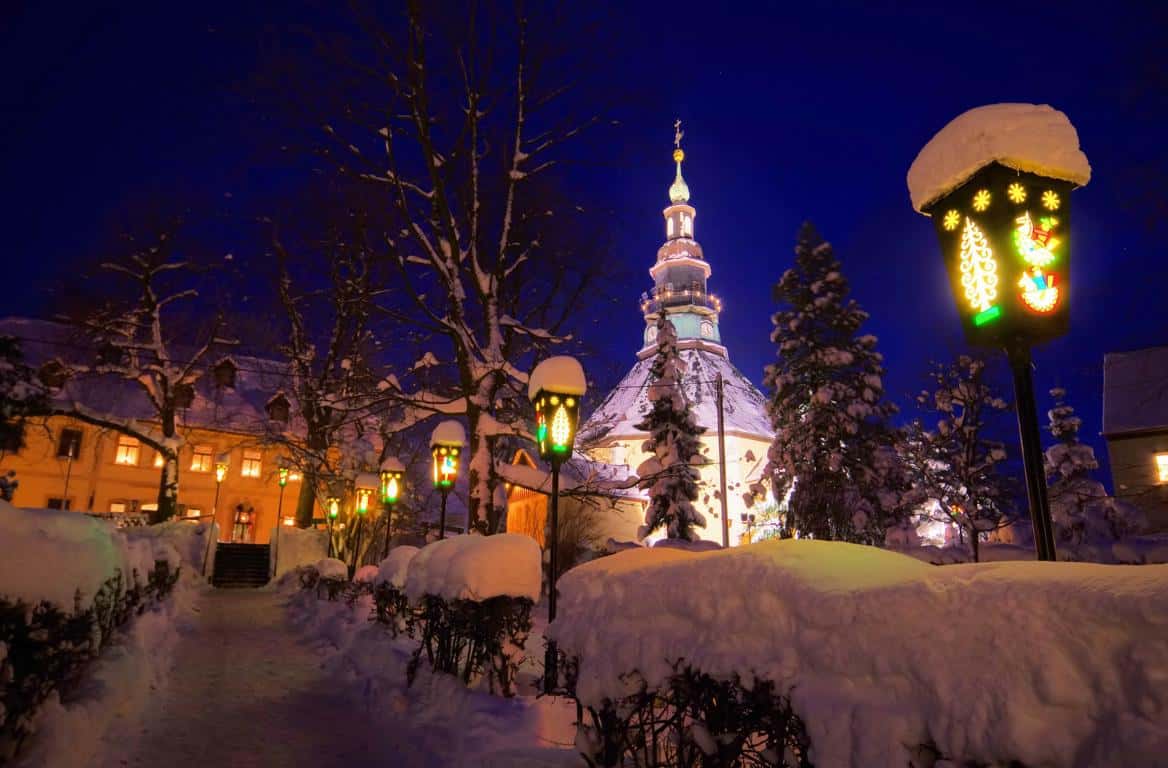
[376,545,420,589]
[271,525,328,579]
[908,103,1091,212]
[405,534,541,602]
[315,558,349,581]
[353,564,380,584]
[122,520,208,572]
[549,539,1168,767]
[0,502,153,608]
[528,356,587,399]
[651,537,721,552]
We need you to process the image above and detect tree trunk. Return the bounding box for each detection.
[465,403,492,534]
[295,471,317,528]
[969,525,980,563]
[152,406,179,524]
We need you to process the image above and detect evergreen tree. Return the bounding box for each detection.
[634,314,707,541]
[0,336,48,459]
[763,223,897,542]
[903,355,1013,562]
[1044,387,1145,547]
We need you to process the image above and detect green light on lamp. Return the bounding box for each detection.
[973,305,1002,326]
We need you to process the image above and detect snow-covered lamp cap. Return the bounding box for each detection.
[528,356,587,402]
[380,456,406,473]
[430,419,467,448]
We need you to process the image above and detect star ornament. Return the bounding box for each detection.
[1007,183,1027,203]
[1042,190,1061,210]
[943,210,960,231]
[972,189,991,212]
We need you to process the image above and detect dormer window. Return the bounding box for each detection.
[38,359,69,389]
[213,358,237,389]
[266,392,291,423]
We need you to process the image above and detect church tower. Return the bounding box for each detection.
[578,123,774,545]
[638,123,725,358]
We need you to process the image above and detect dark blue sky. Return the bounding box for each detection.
[3,1,1166,484]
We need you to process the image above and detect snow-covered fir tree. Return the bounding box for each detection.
[0,335,48,459]
[904,355,1013,562]
[634,314,707,541]
[763,223,898,542]
[1045,387,1145,549]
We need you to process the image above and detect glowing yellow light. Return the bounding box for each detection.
[214,462,228,483]
[942,210,960,231]
[551,405,571,447]
[1018,268,1059,313]
[565,397,576,407]
[550,395,560,405]
[959,217,998,312]
[327,498,340,518]
[1013,211,1060,267]
[1007,183,1027,203]
[356,489,371,514]
[972,189,991,212]
[1042,190,1060,210]
[386,476,399,500]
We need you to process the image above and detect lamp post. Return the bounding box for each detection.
[380,457,405,559]
[528,355,586,695]
[430,421,465,540]
[271,462,291,581]
[202,454,229,578]
[352,473,378,577]
[325,495,340,558]
[909,104,1091,562]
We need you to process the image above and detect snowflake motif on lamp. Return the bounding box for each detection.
[942,210,960,231]
[1042,190,1061,210]
[1007,183,1027,204]
[972,189,991,212]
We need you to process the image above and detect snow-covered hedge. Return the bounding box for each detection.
[404,533,541,603]
[270,525,328,579]
[549,539,1168,767]
[0,503,181,761]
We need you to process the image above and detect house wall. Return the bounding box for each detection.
[0,415,310,543]
[1106,432,1168,533]
[505,486,646,549]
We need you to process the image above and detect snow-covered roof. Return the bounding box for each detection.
[908,103,1091,213]
[579,348,773,444]
[0,317,302,437]
[528,355,587,400]
[1103,346,1168,436]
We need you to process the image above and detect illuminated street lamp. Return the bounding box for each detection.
[202,453,230,578]
[380,456,406,559]
[909,104,1091,562]
[271,460,293,580]
[325,494,341,558]
[352,473,379,576]
[431,421,465,540]
[528,355,586,694]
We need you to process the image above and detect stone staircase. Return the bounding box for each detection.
[212,543,271,588]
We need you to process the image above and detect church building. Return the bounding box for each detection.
[576,129,774,545]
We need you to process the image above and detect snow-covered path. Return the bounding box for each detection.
[98,589,414,768]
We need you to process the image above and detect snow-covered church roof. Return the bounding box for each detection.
[579,348,773,445]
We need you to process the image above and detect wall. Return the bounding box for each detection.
[0,415,310,543]
[1106,432,1168,533]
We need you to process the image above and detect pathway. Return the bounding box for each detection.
[98,589,417,768]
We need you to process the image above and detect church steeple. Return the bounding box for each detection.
[638,122,725,359]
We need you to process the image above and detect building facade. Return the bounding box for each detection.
[1103,346,1168,532]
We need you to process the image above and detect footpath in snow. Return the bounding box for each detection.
[96,589,414,768]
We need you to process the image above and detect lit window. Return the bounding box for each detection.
[667,217,674,237]
[241,450,262,478]
[191,445,213,473]
[109,501,127,514]
[115,436,141,466]
[154,451,165,468]
[185,507,203,519]
[1156,454,1168,484]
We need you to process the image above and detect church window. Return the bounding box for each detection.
[667,218,674,237]
[681,214,692,236]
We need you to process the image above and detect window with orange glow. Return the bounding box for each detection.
[241,450,262,478]
[115,436,140,466]
[1156,454,1168,484]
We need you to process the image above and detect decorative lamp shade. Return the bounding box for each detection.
[326,496,340,519]
[354,472,379,515]
[380,456,405,503]
[529,356,587,464]
[278,466,289,487]
[214,455,229,483]
[430,421,466,490]
[923,164,1074,347]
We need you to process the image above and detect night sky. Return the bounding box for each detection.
[3,1,1166,485]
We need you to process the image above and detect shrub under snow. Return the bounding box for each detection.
[404,533,541,603]
[549,539,1168,767]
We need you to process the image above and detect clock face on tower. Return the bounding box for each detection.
[700,320,714,338]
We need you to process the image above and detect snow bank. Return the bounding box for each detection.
[353,564,380,584]
[549,539,1168,767]
[908,103,1091,212]
[0,502,154,608]
[377,545,420,589]
[123,520,208,572]
[651,537,721,552]
[528,356,587,399]
[271,525,328,579]
[315,558,349,581]
[405,534,541,602]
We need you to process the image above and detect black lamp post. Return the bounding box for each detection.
[202,454,229,578]
[910,105,1090,562]
[430,420,465,540]
[325,495,340,558]
[529,355,586,695]
[351,473,378,577]
[380,457,405,559]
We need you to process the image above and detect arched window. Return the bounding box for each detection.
[667,217,674,237]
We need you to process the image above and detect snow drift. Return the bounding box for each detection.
[405,534,541,602]
[549,539,1168,767]
[908,103,1091,212]
[376,545,419,589]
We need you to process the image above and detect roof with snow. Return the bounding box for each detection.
[579,347,773,444]
[908,103,1091,213]
[0,316,301,437]
[1103,346,1168,436]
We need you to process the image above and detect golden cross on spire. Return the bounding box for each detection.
[673,119,684,149]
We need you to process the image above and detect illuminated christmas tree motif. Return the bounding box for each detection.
[1013,211,1061,267]
[959,217,998,312]
[1018,267,1060,312]
[551,403,571,450]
